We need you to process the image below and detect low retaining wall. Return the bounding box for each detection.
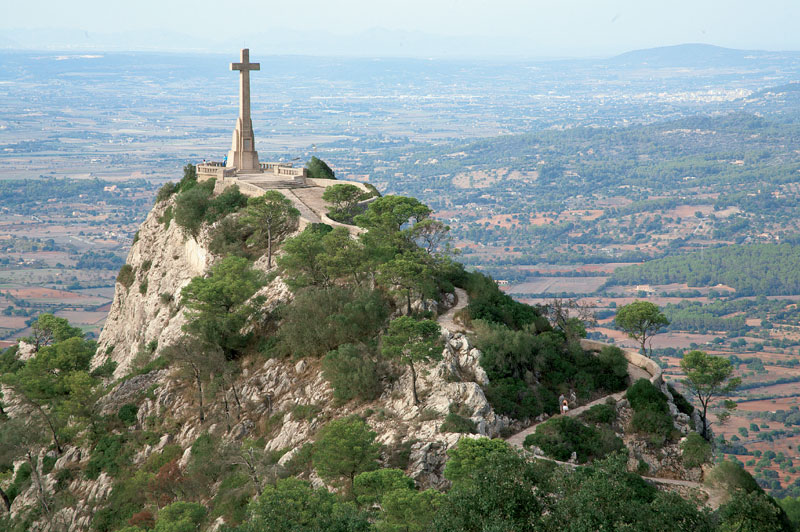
[213,177,264,198]
[306,178,372,193]
[580,338,663,385]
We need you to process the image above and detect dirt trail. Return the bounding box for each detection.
[438,287,468,332]
[436,288,716,506]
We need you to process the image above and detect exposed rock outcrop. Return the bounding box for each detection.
[95,199,212,378]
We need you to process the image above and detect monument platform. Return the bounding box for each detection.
[197,161,309,188]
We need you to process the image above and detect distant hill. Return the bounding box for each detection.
[609,43,800,68]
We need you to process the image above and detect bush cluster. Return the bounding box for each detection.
[625,379,675,443]
[322,343,382,403]
[439,412,478,434]
[174,181,248,236]
[116,264,135,289]
[474,321,630,420]
[680,432,711,468]
[581,402,617,425]
[523,415,623,463]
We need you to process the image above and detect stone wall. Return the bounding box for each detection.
[580,338,663,385]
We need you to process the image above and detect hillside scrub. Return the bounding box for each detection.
[4,186,776,531]
[680,432,712,468]
[625,379,676,443]
[322,343,382,403]
[472,320,628,419]
[523,416,624,463]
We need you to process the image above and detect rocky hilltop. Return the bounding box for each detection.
[1,174,789,532]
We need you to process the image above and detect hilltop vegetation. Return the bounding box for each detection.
[1,168,675,532]
[5,166,783,531]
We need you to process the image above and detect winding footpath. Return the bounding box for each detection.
[438,290,720,508]
[438,287,469,332]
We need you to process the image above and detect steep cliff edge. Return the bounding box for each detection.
[95,198,212,379]
[4,182,742,532]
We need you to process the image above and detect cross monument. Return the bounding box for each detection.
[227,49,261,172]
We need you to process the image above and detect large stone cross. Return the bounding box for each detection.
[227,49,261,172]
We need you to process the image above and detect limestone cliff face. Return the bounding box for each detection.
[88,194,505,488]
[95,198,212,378]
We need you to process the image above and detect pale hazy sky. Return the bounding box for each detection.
[2,0,797,56]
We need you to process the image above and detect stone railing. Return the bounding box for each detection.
[197,162,236,180]
[580,338,663,386]
[277,166,306,178]
[260,162,291,172]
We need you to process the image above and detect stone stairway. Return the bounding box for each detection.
[241,179,309,190]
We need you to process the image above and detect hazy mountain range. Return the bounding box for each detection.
[2,26,799,62]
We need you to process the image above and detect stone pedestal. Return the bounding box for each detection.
[227,117,260,171]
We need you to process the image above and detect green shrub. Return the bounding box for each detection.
[187,434,222,485]
[159,205,174,228]
[631,408,675,442]
[90,359,117,378]
[524,416,623,463]
[276,286,390,358]
[179,163,198,190]
[54,467,74,491]
[626,379,674,442]
[153,501,206,532]
[117,265,135,289]
[681,432,712,468]
[363,183,381,198]
[155,182,178,203]
[464,271,546,330]
[6,462,32,503]
[322,343,382,403]
[209,215,254,258]
[582,403,617,425]
[706,460,761,495]
[141,260,152,272]
[291,403,322,421]
[117,404,139,426]
[474,319,617,420]
[440,413,478,434]
[204,184,248,224]
[306,156,336,179]
[594,346,629,392]
[211,471,252,524]
[159,292,174,305]
[42,454,57,475]
[174,184,213,236]
[86,434,128,479]
[138,280,148,295]
[626,379,669,413]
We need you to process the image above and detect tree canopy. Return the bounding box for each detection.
[614,300,669,356]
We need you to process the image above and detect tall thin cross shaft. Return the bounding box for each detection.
[231,49,260,122]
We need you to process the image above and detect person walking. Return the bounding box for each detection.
[561,399,569,415]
